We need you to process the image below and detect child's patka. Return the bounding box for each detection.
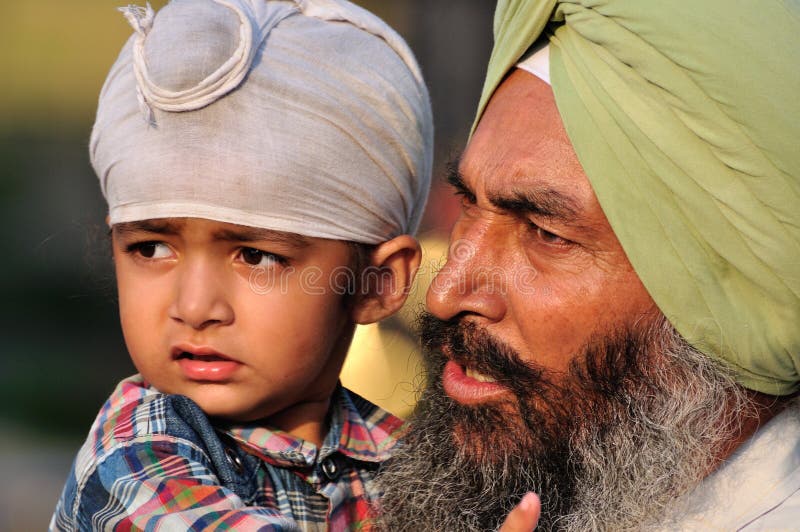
[91,0,432,244]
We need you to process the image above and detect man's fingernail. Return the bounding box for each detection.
[521,492,537,510]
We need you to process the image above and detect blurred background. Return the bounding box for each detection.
[0,0,494,528]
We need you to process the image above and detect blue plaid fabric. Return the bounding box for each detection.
[50,375,406,531]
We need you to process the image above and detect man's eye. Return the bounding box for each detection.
[537,227,563,244]
[456,191,472,207]
[128,242,172,259]
[240,248,286,267]
[528,222,570,247]
[453,187,476,207]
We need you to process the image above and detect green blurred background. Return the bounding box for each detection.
[0,1,493,527]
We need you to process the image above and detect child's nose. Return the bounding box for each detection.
[169,261,234,330]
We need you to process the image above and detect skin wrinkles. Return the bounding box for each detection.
[447,164,605,270]
[428,69,658,379]
[447,160,591,232]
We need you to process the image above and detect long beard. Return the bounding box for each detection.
[375,313,750,531]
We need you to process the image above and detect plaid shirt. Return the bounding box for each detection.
[50,375,406,531]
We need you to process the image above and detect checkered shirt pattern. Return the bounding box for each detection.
[50,375,407,531]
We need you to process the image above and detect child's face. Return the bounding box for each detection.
[112,217,357,427]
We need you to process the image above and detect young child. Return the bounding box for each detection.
[50,0,432,529]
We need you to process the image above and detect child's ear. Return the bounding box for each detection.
[351,235,422,325]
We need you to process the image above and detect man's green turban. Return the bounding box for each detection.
[476,0,800,395]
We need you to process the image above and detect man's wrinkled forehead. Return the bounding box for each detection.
[461,69,597,214]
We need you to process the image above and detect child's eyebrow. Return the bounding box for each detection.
[213,228,311,249]
[114,219,184,236]
[113,221,311,248]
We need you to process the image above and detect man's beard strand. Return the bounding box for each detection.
[375,313,752,531]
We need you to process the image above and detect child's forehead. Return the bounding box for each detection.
[113,218,312,248]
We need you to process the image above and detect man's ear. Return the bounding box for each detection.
[351,235,422,325]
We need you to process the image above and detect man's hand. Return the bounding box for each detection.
[499,492,541,532]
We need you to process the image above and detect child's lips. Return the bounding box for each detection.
[176,352,230,362]
[171,344,243,381]
[171,344,236,361]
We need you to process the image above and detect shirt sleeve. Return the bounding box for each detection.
[66,435,300,531]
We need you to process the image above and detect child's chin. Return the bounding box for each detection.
[177,388,265,422]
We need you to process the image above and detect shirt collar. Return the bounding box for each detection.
[666,404,800,529]
[222,385,407,469]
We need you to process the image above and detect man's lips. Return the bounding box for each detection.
[442,361,509,405]
[440,344,509,405]
[171,344,242,381]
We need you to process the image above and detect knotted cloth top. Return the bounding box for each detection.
[476,0,800,395]
[92,0,433,243]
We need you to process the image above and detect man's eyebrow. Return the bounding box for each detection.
[113,219,184,236]
[446,157,476,204]
[444,155,588,228]
[488,187,582,223]
[213,227,311,248]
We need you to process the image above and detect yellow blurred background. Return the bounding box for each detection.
[0,1,493,527]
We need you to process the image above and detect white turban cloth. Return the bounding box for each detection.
[91,0,433,243]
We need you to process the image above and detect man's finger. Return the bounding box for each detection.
[499,492,541,532]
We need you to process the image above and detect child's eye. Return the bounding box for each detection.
[127,242,173,259]
[240,248,287,267]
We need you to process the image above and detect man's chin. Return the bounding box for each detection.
[376,313,748,531]
[375,381,573,531]
[448,401,539,464]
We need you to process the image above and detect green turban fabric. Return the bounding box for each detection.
[475,0,800,395]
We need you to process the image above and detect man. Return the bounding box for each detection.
[377,0,800,530]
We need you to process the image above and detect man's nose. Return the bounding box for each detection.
[169,259,234,330]
[426,216,506,323]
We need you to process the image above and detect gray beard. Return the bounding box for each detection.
[375,315,751,531]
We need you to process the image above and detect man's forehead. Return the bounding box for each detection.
[461,154,582,194]
[453,69,623,243]
[461,71,595,205]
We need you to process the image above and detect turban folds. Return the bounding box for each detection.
[477,0,800,394]
[92,0,433,244]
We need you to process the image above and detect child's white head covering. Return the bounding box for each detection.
[91,0,433,243]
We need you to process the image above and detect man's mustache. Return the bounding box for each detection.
[418,312,545,392]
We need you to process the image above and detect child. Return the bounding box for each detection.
[50,0,432,529]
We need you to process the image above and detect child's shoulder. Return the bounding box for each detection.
[53,377,295,530]
[71,374,219,482]
[84,375,171,454]
[54,376,219,526]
